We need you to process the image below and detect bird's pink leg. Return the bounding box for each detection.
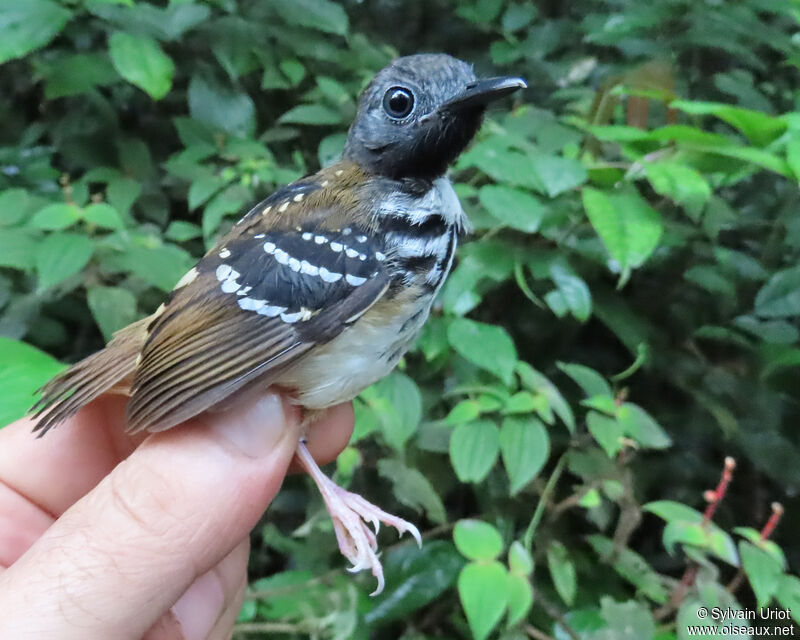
[294,439,422,595]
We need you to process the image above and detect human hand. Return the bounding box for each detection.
[0,392,353,640]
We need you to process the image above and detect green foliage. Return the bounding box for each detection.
[2,0,800,638]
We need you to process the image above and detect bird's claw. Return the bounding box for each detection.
[295,441,422,595]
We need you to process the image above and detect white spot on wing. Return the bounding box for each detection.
[330,242,343,252]
[345,248,359,258]
[375,252,386,261]
[254,233,265,239]
[314,235,328,244]
[216,264,233,281]
[288,257,301,272]
[346,274,367,286]
[221,279,241,293]
[238,297,265,312]
[218,248,231,259]
[258,304,286,317]
[319,267,342,282]
[279,201,290,212]
[302,232,313,241]
[274,249,290,265]
[342,227,352,235]
[293,193,304,202]
[300,260,319,276]
[263,241,276,254]
[356,235,367,243]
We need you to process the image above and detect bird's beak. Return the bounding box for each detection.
[440,76,527,112]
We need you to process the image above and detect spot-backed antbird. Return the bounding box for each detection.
[31,53,526,594]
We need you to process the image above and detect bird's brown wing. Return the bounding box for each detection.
[125,219,390,434]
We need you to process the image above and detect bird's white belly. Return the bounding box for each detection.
[277,294,434,409]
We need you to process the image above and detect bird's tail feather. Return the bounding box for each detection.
[30,317,149,436]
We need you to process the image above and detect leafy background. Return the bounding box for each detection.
[1,0,800,638]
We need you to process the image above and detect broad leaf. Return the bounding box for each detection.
[458,561,509,640]
[499,416,549,494]
[0,338,65,428]
[547,541,577,605]
[450,419,500,483]
[478,185,544,232]
[454,519,503,561]
[448,318,517,384]
[109,32,175,100]
[35,233,94,291]
[87,286,138,341]
[0,0,71,64]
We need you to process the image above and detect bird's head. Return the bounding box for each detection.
[343,53,526,181]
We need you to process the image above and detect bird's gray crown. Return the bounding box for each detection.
[343,53,524,181]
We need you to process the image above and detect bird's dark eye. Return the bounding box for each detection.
[382,86,415,120]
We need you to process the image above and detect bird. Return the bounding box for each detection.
[29,53,526,594]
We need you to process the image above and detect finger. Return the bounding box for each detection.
[207,575,247,640]
[142,539,249,640]
[0,395,147,517]
[0,391,354,640]
[0,478,54,568]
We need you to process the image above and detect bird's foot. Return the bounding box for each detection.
[295,440,422,595]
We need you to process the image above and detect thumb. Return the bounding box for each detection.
[0,392,302,640]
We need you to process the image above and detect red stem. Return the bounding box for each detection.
[702,456,736,525]
[760,502,784,541]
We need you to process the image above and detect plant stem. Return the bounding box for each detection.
[524,453,567,553]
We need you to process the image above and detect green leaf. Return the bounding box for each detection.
[529,153,587,197]
[269,0,349,35]
[448,318,517,384]
[508,541,534,576]
[188,73,256,138]
[82,203,124,230]
[279,104,343,125]
[645,162,711,220]
[671,99,787,147]
[378,459,446,524]
[506,573,533,626]
[0,228,38,270]
[740,541,783,609]
[42,52,118,99]
[478,185,544,233]
[35,233,94,291]
[754,266,800,318]
[499,416,549,494]
[454,519,504,561]
[361,372,421,451]
[446,399,482,425]
[550,265,592,322]
[365,541,463,625]
[587,410,624,458]
[587,535,669,604]
[450,419,500,483]
[617,403,672,449]
[582,187,663,277]
[458,561,509,640]
[30,203,81,230]
[118,244,194,292]
[0,0,71,64]
[87,286,138,342]
[599,597,656,640]
[165,221,202,242]
[108,32,175,100]
[547,541,577,605]
[0,338,66,427]
[776,575,800,623]
[0,188,31,226]
[557,362,613,397]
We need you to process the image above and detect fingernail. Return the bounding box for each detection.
[207,392,288,458]
[172,570,226,640]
